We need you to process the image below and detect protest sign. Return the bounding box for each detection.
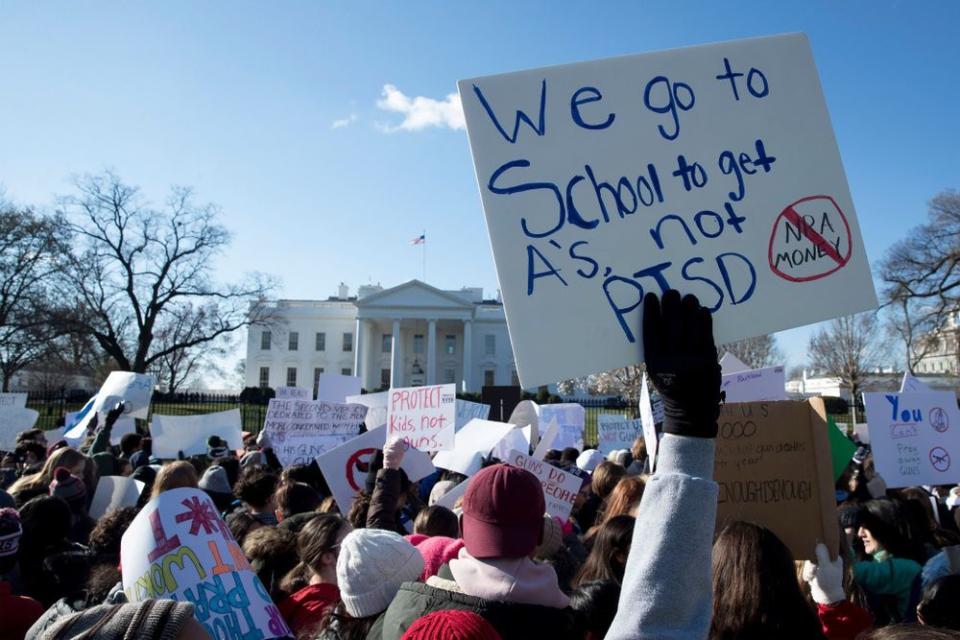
[459,33,877,387]
[720,353,751,375]
[721,366,787,403]
[508,400,540,447]
[121,488,291,638]
[457,400,491,428]
[539,404,585,451]
[347,391,388,429]
[715,399,837,560]
[387,384,456,452]
[0,393,27,409]
[853,423,870,444]
[863,392,960,488]
[432,419,517,476]
[508,449,582,520]
[0,407,39,451]
[274,386,311,400]
[639,374,658,469]
[900,372,932,393]
[62,414,136,447]
[597,415,642,455]
[71,372,155,434]
[89,476,145,519]
[826,416,858,481]
[316,374,362,403]
[315,426,434,515]
[494,425,531,461]
[263,399,366,467]
[151,409,243,459]
[532,418,560,460]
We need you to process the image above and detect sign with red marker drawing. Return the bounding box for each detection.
[459,33,877,388]
[387,383,457,451]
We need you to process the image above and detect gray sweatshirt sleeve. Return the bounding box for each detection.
[606,434,718,640]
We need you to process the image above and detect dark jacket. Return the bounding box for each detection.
[366,468,421,535]
[377,578,578,640]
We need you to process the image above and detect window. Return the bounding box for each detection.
[445,335,456,355]
[341,367,352,376]
[286,367,297,387]
[313,367,324,398]
[288,331,299,351]
[342,332,353,352]
[444,368,456,384]
[315,332,326,351]
[511,369,520,386]
[381,368,391,387]
[261,331,271,351]
[413,334,424,354]
[484,369,495,387]
[382,334,392,353]
[259,367,270,388]
[484,334,496,356]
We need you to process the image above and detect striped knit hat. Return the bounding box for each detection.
[40,600,196,640]
[49,467,86,508]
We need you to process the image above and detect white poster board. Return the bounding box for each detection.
[71,372,155,433]
[508,449,582,520]
[508,399,540,448]
[387,384,457,452]
[459,33,877,387]
[347,391,388,429]
[262,399,365,466]
[316,374,363,403]
[121,488,291,638]
[456,400,492,429]
[900,372,932,394]
[89,476,145,519]
[640,374,659,469]
[0,407,39,451]
[597,415,642,454]
[0,393,27,409]
[721,365,787,403]
[719,353,751,375]
[538,404,585,451]
[274,386,311,400]
[62,415,136,447]
[150,409,243,459]
[315,426,435,515]
[532,418,560,460]
[432,419,517,476]
[864,392,960,488]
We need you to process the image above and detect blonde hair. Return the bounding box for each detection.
[9,446,95,499]
[152,461,199,498]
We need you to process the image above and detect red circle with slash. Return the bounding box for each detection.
[768,195,852,282]
[346,447,377,492]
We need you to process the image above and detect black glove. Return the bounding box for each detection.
[642,290,722,438]
[105,401,126,429]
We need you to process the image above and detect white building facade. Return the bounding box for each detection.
[244,281,519,395]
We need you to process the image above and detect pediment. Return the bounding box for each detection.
[356,280,473,310]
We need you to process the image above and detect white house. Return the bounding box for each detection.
[244,280,519,395]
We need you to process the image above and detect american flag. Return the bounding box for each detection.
[410,234,426,245]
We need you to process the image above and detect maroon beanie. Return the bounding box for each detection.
[461,463,544,559]
[49,466,87,507]
[401,610,501,640]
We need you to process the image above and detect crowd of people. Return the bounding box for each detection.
[2,291,960,639]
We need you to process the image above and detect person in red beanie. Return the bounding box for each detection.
[401,610,501,640]
[380,462,576,639]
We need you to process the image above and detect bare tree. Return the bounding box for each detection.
[884,297,940,373]
[558,364,645,409]
[719,335,783,369]
[808,312,885,423]
[0,201,71,390]
[57,171,277,375]
[149,305,230,392]
[881,190,960,370]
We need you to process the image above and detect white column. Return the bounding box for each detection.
[427,319,437,385]
[390,319,402,388]
[354,318,364,386]
[462,319,473,393]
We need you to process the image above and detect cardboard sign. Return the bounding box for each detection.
[347,391,388,429]
[639,374,658,469]
[597,415,642,454]
[263,399,366,466]
[316,374,363,403]
[315,426,435,515]
[721,366,787,403]
[538,404,585,451]
[900,373,932,393]
[121,488,291,638]
[826,416,858,481]
[720,353,751,374]
[715,399,837,560]
[432,419,518,476]
[0,407,39,451]
[274,386,311,400]
[0,393,27,408]
[150,409,243,459]
[89,476,145,519]
[508,449,582,520]
[459,33,877,387]
[863,392,960,488]
[387,384,457,452]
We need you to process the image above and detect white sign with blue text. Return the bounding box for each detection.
[863,392,960,488]
[459,33,877,387]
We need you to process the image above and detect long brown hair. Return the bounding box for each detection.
[317,603,378,640]
[9,446,96,499]
[601,476,646,523]
[710,522,825,640]
[591,461,626,502]
[573,515,635,587]
[280,514,348,594]
[151,461,199,498]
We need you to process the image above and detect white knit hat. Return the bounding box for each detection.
[576,449,606,472]
[336,528,424,618]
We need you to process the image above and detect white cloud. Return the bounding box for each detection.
[331,113,358,129]
[375,84,465,132]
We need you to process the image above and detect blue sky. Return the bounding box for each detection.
[1,1,958,375]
